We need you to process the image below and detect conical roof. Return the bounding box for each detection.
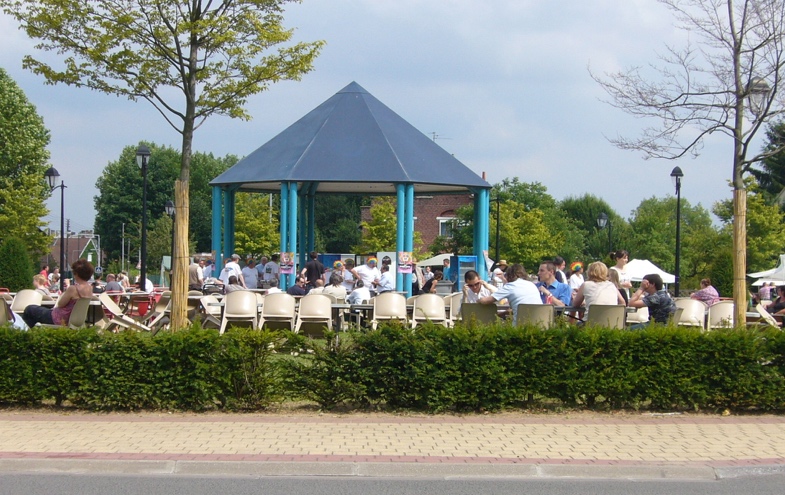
[210,82,490,194]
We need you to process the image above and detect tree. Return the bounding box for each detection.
[492,202,554,271]
[0,68,51,255]
[0,236,34,292]
[234,193,279,257]
[592,0,785,324]
[2,0,324,328]
[751,120,785,203]
[354,197,426,258]
[314,196,362,253]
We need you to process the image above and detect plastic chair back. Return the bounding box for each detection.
[756,303,780,328]
[626,305,649,324]
[707,300,734,329]
[586,304,626,329]
[11,289,43,313]
[674,299,707,329]
[371,292,407,329]
[66,297,92,329]
[220,290,258,334]
[411,293,447,328]
[294,294,332,336]
[516,304,554,328]
[460,303,498,326]
[259,292,296,330]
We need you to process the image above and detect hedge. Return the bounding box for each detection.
[1,321,784,412]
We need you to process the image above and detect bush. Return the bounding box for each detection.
[0,236,34,291]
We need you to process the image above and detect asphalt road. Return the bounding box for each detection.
[3,473,785,495]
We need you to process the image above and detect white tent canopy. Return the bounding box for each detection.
[416,253,452,266]
[625,259,676,284]
[748,254,785,280]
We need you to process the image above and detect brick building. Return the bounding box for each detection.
[361,194,473,251]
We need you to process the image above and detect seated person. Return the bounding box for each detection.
[48,273,61,293]
[286,276,308,296]
[308,279,326,294]
[572,261,625,319]
[91,272,106,293]
[22,259,94,328]
[628,273,676,325]
[536,261,572,307]
[323,272,348,301]
[33,274,49,297]
[347,280,371,304]
[104,273,125,293]
[478,263,541,323]
[766,285,785,314]
[266,278,282,294]
[421,271,443,294]
[224,275,246,294]
[462,269,496,304]
[690,278,720,306]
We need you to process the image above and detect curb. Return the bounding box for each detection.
[0,458,762,480]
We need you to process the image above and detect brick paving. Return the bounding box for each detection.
[0,412,783,468]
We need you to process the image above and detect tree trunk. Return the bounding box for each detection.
[732,187,747,327]
[169,179,190,329]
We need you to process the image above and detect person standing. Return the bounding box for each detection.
[301,251,325,290]
[609,250,633,299]
[263,254,280,284]
[340,259,356,293]
[188,257,205,291]
[220,254,245,288]
[352,257,381,294]
[376,264,395,293]
[242,259,259,289]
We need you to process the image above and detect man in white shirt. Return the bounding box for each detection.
[242,259,259,289]
[351,257,381,294]
[376,264,395,293]
[220,254,245,288]
[479,263,541,323]
[462,270,496,304]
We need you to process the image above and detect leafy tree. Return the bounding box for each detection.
[354,197,426,258]
[2,0,324,328]
[314,196,362,253]
[94,144,235,263]
[146,214,174,275]
[234,193,279,257]
[751,121,785,202]
[0,236,34,291]
[592,0,785,324]
[0,68,51,255]
[558,194,632,262]
[492,202,553,271]
[713,180,785,273]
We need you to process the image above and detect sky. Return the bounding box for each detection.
[0,0,760,234]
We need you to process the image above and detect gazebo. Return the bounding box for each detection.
[209,82,492,295]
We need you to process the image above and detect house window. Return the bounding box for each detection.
[437,217,456,238]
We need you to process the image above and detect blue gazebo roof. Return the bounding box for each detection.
[210,82,490,194]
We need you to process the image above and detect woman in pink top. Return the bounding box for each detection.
[690,278,720,306]
[22,259,95,327]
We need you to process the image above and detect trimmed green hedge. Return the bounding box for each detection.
[1,322,784,412]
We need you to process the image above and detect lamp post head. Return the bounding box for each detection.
[596,212,608,229]
[136,144,151,169]
[670,166,683,191]
[747,76,771,118]
[165,200,175,217]
[44,166,60,190]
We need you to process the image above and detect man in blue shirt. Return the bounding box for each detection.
[536,261,572,307]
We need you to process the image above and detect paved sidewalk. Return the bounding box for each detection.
[0,411,784,479]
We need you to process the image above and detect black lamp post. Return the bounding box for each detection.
[596,212,612,256]
[671,166,684,297]
[747,76,771,117]
[136,145,151,291]
[44,167,66,292]
[165,200,175,288]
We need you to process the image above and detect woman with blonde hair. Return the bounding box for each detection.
[608,267,629,305]
[572,262,626,318]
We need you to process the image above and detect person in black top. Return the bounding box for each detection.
[421,271,443,294]
[300,251,325,290]
[766,286,785,314]
[287,276,308,296]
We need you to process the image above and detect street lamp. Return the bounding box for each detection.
[596,212,612,256]
[136,145,151,291]
[44,167,66,292]
[165,200,175,288]
[671,166,684,297]
[747,76,771,117]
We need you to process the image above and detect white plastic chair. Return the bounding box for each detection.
[625,305,649,325]
[258,292,296,330]
[97,293,152,332]
[516,304,554,328]
[586,304,626,329]
[370,292,408,330]
[460,303,498,325]
[294,294,332,337]
[707,301,734,329]
[446,292,462,326]
[755,303,781,328]
[219,290,258,334]
[11,289,43,315]
[200,295,223,329]
[411,293,448,328]
[36,297,92,330]
[674,298,707,329]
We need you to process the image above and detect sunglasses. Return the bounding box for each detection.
[467,281,482,287]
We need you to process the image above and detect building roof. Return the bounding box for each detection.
[210,82,490,195]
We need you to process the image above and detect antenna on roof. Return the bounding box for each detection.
[430,132,451,142]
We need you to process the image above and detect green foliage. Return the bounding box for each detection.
[2,323,785,413]
[314,196,362,253]
[0,236,34,291]
[94,144,236,261]
[751,120,785,201]
[559,194,629,261]
[0,68,52,256]
[355,197,426,258]
[234,193,279,257]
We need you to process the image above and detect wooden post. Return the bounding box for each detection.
[169,179,190,330]
[732,187,747,327]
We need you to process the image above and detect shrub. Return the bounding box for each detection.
[0,236,34,291]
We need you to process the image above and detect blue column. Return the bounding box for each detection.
[477,188,491,280]
[280,183,289,288]
[396,184,405,292]
[404,184,414,297]
[298,184,306,270]
[211,186,223,269]
[288,182,298,288]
